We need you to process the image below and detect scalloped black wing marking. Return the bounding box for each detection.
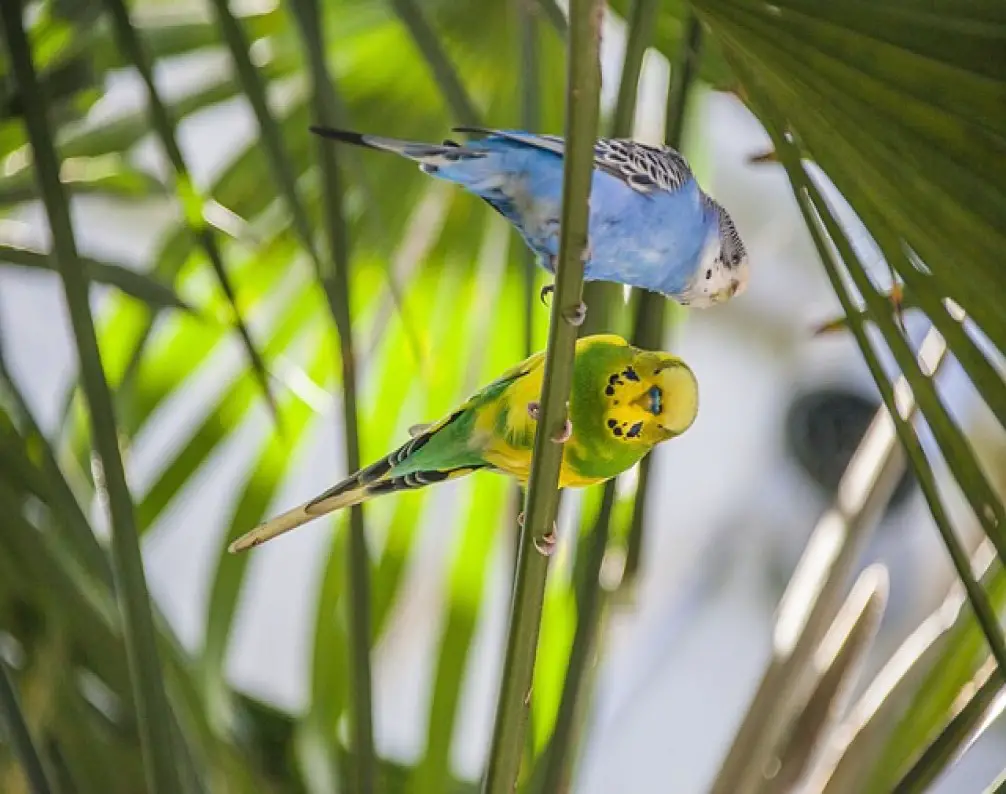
[305,406,468,509]
[452,127,694,195]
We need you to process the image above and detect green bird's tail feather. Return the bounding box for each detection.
[228,418,484,553]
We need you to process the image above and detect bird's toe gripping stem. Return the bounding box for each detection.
[563,301,588,326]
[551,418,573,443]
[516,512,560,557]
[526,402,572,443]
[539,285,587,326]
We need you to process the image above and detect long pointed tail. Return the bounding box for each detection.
[228,411,481,553]
[307,126,460,162]
[226,479,370,554]
[309,126,483,173]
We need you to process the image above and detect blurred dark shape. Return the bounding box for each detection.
[785,387,916,517]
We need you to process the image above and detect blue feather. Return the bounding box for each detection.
[310,126,750,308]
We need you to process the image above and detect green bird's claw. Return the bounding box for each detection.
[551,418,572,443]
[564,301,587,327]
[535,525,559,556]
[539,283,555,306]
[517,512,559,557]
[527,401,540,420]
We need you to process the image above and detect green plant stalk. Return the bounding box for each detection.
[100,0,280,426]
[0,657,54,794]
[0,244,196,314]
[514,0,543,579]
[520,0,542,360]
[611,0,658,138]
[0,3,182,792]
[534,0,568,36]
[533,2,663,786]
[622,13,702,590]
[535,482,616,793]
[0,358,111,585]
[480,1,603,790]
[207,0,321,267]
[390,0,481,127]
[288,0,375,790]
[580,0,660,334]
[891,666,1003,794]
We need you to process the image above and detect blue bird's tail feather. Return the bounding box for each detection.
[309,126,484,176]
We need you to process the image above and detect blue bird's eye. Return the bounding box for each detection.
[647,385,662,416]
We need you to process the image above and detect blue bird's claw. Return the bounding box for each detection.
[539,283,554,306]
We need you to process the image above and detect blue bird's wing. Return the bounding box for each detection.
[453,127,695,196]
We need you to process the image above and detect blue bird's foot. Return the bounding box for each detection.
[539,283,555,306]
[563,301,588,327]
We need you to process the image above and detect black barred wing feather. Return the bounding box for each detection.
[453,126,694,194]
[593,138,693,193]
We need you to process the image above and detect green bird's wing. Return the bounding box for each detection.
[229,348,546,553]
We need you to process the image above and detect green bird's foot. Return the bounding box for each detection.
[563,301,588,327]
[526,402,572,443]
[516,512,559,557]
[540,283,555,306]
[551,418,573,443]
[535,525,559,556]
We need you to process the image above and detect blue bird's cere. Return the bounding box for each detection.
[310,125,750,310]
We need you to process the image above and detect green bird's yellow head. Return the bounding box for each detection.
[601,350,698,445]
[563,335,698,486]
[586,336,698,445]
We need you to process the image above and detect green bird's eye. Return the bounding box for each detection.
[647,385,663,416]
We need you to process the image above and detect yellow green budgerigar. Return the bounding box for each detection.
[228,334,698,554]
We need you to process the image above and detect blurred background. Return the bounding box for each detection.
[1,1,1005,793]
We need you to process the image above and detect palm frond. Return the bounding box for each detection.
[1,4,183,790]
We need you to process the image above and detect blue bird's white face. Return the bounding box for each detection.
[683,204,750,309]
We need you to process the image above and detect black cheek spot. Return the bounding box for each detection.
[605,386,615,396]
[607,419,617,428]
[623,367,640,382]
[626,421,644,439]
[706,269,712,279]
[613,426,623,436]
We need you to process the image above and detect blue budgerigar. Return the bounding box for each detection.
[310,126,750,313]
